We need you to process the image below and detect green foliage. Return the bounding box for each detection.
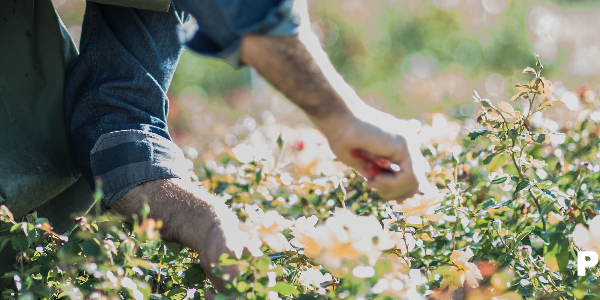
[2,59,600,299]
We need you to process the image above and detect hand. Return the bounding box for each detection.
[110,179,260,294]
[237,2,431,201]
[195,225,244,293]
[193,203,261,293]
[319,108,432,201]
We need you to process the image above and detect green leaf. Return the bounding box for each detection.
[277,133,284,149]
[79,240,102,257]
[166,287,187,297]
[255,168,263,186]
[165,243,181,257]
[33,218,50,226]
[480,99,493,108]
[468,130,490,141]
[298,294,323,300]
[257,277,269,289]
[236,281,250,293]
[482,152,499,165]
[516,228,534,244]
[491,176,508,184]
[270,282,299,296]
[0,223,12,232]
[241,251,252,261]
[514,181,534,195]
[214,182,230,195]
[336,184,346,202]
[25,265,41,275]
[10,223,21,233]
[544,234,569,272]
[254,256,270,272]
[218,253,239,266]
[485,153,507,173]
[533,134,546,143]
[542,189,556,200]
[450,152,459,168]
[25,223,37,246]
[541,201,555,216]
[0,206,14,223]
[183,265,206,285]
[12,236,29,251]
[203,165,214,181]
[518,285,534,297]
[141,201,151,220]
[481,200,497,210]
[0,236,9,252]
[508,129,518,141]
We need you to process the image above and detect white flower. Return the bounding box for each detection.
[297,267,333,290]
[240,205,294,252]
[439,248,483,293]
[573,215,600,254]
[392,193,445,224]
[290,216,320,258]
[309,209,394,274]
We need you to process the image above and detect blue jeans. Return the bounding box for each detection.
[64,0,298,211]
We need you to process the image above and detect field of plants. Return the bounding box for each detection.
[1,58,599,299]
[1,0,600,299]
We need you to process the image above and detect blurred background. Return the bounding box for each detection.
[53,0,600,176]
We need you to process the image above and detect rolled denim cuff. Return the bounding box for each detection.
[90,130,189,211]
[177,0,300,67]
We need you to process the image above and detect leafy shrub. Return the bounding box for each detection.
[1,59,599,299]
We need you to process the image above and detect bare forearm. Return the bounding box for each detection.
[110,179,225,250]
[238,19,373,137]
[110,178,248,292]
[239,9,429,201]
[240,35,349,125]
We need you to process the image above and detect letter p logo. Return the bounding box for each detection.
[578,251,598,276]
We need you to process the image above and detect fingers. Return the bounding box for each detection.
[366,168,420,201]
[364,149,424,201]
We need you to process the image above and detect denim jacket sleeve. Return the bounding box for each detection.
[87,0,172,12]
[175,0,299,67]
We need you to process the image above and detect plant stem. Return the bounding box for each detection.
[452,209,459,250]
[574,171,585,203]
[491,222,512,254]
[510,153,524,180]
[511,153,547,231]
[530,193,546,231]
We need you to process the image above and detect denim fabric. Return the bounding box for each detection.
[64,2,189,210]
[174,0,299,66]
[64,0,299,211]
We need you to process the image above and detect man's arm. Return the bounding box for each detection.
[240,5,430,200]
[110,1,431,295]
[109,29,430,294]
[110,178,251,293]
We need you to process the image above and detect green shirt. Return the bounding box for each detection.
[88,0,171,12]
[0,0,93,225]
[0,0,167,224]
